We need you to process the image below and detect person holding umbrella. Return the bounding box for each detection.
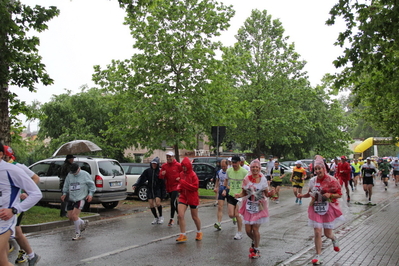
[58,154,75,217]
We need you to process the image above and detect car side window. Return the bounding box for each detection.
[131,166,145,175]
[99,161,124,176]
[205,165,213,174]
[30,162,51,177]
[79,162,92,174]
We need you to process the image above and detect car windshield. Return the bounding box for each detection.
[99,161,124,176]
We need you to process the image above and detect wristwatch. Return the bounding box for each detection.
[10,207,18,215]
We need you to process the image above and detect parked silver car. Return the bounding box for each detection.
[29,156,127,209]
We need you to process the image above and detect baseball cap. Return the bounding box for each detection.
[268,155,273,159]
[166,151,175,156]
[231,156,241,163]
[295,160,302,165]
[341,155,347,160]
[70,163,80,174]
[240,156,245,162]
[366,157,371,160]
[66,154,76,159]
[151,159,158,164]
[3,145,14,157]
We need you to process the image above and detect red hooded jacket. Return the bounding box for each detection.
[177,157,199,206]
[336,161,351,182]
[159,158,182,193]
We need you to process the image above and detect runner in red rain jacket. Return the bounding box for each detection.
[175,157,202,243]
[336,155,351,202]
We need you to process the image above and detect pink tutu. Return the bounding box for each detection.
[308,201,344,229]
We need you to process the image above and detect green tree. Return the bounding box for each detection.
[222,10,354,160]
[93,0,235,161]
[327,0,399,137]
[0,0,59,144]
[38,87,127,161]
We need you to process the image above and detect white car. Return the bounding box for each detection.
[121,163,149,201]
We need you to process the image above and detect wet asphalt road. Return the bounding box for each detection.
[12,181,399,266]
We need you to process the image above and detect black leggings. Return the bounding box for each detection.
[169,191,179,218]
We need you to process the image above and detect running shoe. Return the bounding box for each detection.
[15,250,27,264]
[80,220,89,232]
[347,195,350,203]
[299,199,302,205]
[28,253,41,266]
[275,199,279,204]
[151,218,158,225]
[332,238,340,252]
[157,216,164,224]
[295,197,299,204]
[385,187,388,191]
[232,217,237,225]
[195,232,203,241]
[168,219,174,226]
[249,249,260,259]
[234,232,243,240]
[72,233,82,241]
[8,244,14,253]
[311,255,322,265]
[176,234,187,242]
[214,222,221,231]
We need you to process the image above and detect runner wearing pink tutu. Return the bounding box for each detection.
[235,159,270,259]
[298,155,344,265]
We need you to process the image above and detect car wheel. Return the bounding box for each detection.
[101,201,119,209]
[206,180,215,190]
[138,186,148,201]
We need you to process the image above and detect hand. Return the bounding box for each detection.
[161,170,166,176]
[297,193,302,198]
[0,208,14,221]
[86,195,93,203]
[20,193,28,200]
[213,188,218,193]
[222,190,226,197]
[176,177,180,181]
[132,186,136,191]
[323,193,331,199]
[61,195,66,202]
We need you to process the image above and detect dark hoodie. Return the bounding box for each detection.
[178,157,199,206]
[134,157,164,193]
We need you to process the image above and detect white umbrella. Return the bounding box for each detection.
[52,140,102,156]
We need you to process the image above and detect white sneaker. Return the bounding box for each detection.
[151,218,158,225]
[234,232,243,240]
[275,200,279,204]
[157,216,164,224]
[72,233,82,241]
[311,254,322,265]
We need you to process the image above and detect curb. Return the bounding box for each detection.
[21,213,101,233]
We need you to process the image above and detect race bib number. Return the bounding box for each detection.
[314,201,329,215]
[70,182,81,191]
[246,200,259,213]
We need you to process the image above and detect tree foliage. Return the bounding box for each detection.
[222,10,353,159]
[37,87,127,161]
[93,0,236,161]
[327,0,399,137]
[0,0,59,144]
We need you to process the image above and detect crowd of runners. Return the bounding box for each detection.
[3,146,399,265]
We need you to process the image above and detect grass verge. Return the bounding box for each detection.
[21,206,95,225]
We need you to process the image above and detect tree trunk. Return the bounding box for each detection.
[0,85,11,145]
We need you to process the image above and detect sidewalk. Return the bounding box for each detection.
[280,183,399,266]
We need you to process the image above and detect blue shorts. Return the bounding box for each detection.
[217,188,229,200]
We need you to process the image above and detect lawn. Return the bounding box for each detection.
[21,206,95,225]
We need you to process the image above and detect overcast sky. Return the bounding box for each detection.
[16,0,346,130]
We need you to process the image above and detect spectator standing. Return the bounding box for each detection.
[159,151,182,226]
[58,154,76,217]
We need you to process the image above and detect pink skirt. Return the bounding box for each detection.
[239,198,269,225]
[308,202,344,229]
